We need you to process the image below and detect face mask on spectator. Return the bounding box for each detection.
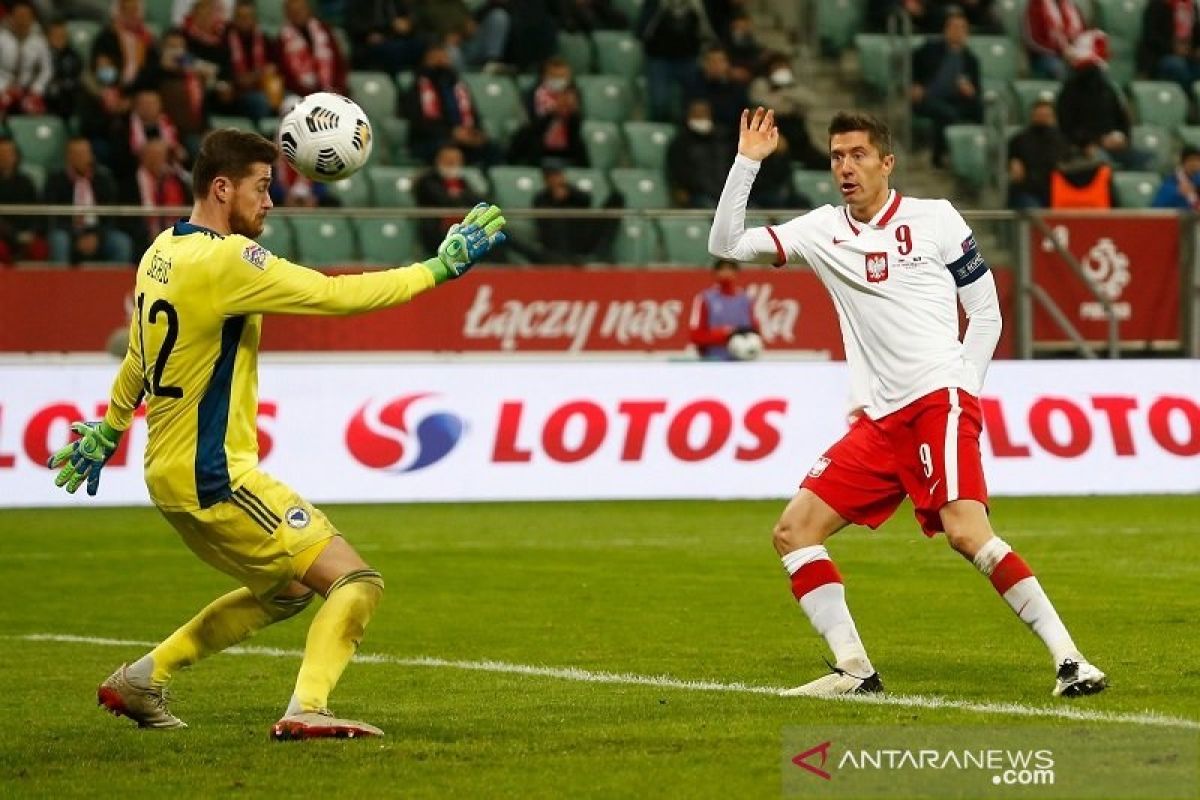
[770,68,794,86]
[97,65,118,85]
[688,118,713,135]
[544,77,569,92]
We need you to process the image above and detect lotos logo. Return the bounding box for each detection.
[345,394,464,472]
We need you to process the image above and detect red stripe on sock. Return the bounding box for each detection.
[790,558,843,600]
[990,552,1034,595]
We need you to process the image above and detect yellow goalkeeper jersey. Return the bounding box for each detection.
[103,220,436,511]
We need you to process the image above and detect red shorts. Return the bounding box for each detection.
[801,388,988,536]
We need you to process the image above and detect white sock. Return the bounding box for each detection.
[974,537,1081,666]
[126,654,154,686]
[783,545,874,676]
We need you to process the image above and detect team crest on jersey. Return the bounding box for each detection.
[865,252,889,283]
[285,506,311,528]
[242,243,269,270]
[808,457,831,478]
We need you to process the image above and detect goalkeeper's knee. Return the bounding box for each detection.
[327,568,385,597]
[267,589,316,622]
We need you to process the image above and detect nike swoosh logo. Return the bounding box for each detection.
[832,238,848,245]
[929,479,941,494]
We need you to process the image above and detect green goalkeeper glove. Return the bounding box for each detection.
[47,420,122,496]
[424,202,507,283]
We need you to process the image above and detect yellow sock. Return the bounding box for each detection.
[290,570,384,714]
[140,588,313,687]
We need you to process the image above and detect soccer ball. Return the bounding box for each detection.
[277,92,373,182]
[727,331,764,361]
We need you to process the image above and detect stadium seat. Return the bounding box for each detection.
[1177,125,1200,149]
[994,0,1026,38]
[293,218,357,266]
[1094,0,1146,42]
[461,73,526,144]
[22,163,45,194]
[577,75,634,123]
[1010,80,1060,121]
[66,20,100,54]
[968,37,1018,82]
[593,31,644,81]
[354,218,417,266]
[7,116,66,169]
[819,0,865,55]
[461,165,491,197]
[1129,81,1188,130]
[623,121,675,169]
[560,168,612,206]
[658,218,713,265]
[792,170,842,207]
[489,166,543,208]
[609,167,670,208]
[143,1,173,30]
[378,116,411,165]
[257,218,293,256]
[207,115,256,132]
[853,35,892,94]
[612,215,662,266]
[258,116,279,139]
[367,166,422,207]
[558,32,594,75]
[347,71,397,125]
[945,125,992,188]
[582,120,624,170]
[1131,124,1171,172]
[981,78,1016,123]
[612,0,643,22]
[1111,171,1161,208]
[328,172,373,207]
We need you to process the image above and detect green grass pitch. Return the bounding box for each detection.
[2,496,1198,798]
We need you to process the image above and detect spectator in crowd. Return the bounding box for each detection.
[509,56,587,166]
[1049,151,1112,208]
[415,143,486,252]
[225,0,281,122]
[686,46,749,128]
[0,137,47,264]
[957,0,1003,34]
[1022,0,1088,80]
[181,0,240,116]
[555,0,629,33]
[155,30,208,145]
[749,53,828,170]
[532,164,592,263]
[1057,33,1153,170]
[45,18,84,120]
[270,151,339,207]
[668,98,735,207]
[1137,0,1200,93]
[1152,145,1200,209]
[279,0,349,97]
[503,0,560,72]
[688,258,762,361]
[115,89,189,177]
[172,0,234,24]
[1007,98,1071,208]
[122,137,191,252]
[77,51,130,156]
[748,144,801,208]
[404,44,494,164]
[437,0,516,72]
[638,0,716,121]
[45,137,132,264]
[0,1,52,115]
[92,0,158,95]
[725,14,762,83]
[347,0,423,73]
[866,0,944,34]
[910,9,983,168]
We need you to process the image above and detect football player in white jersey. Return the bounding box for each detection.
[710,108,1107,699]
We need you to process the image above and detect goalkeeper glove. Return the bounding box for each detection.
[47,420,121,496]
[424,202,507,283]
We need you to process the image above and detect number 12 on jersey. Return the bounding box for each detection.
[136,293,184,398]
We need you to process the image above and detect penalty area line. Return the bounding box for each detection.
[18,633,1200,731]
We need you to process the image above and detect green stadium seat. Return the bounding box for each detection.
[22,163,45,194]
[461,165,491,198]
[258,116,279,139]
[1177,125,1200,148]
[1010,80,1060,121]
[658,218,713,265]
[945,125,992,189]
[968,37,1018,82]
[1130,81,1188,130]
[207,114,256,132]
[354,218,417,266]
[368,166,422,206]
[1131,124,1171,172]
[67,20,100,54]
[293,218,357,266]
[612,215,661,266]
[981,78,1016,123]
[593,31,644,81]
[7,115,66,168]
[582,120,623,169]
[558,32,594,75]
[612,0,643,22]
[577,75,634,123]
[792,170,842,207]
[143,1,173,30]
[854,34,892,94]
[994,0,1026,37]
[461,73,526,144]
[1111,171,1161,208]
[820,0,866,55]
[257,219,293,256]
[1094,0,1146,43]
[347,71,396,125]
[1107,38,1137,86]
[396,71,414,94]
[609,167,669,208]
[378,116,411,165]
[561,167,611,206]
[489,166,543,208]
[327,172,372,207]
[623,121,675,169]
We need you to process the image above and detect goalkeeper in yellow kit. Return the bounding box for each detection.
[46,129,507,740]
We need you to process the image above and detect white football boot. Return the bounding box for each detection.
[1053,658,1108,697]
[271,709,384,741]
[97,664,187,729]
[781,664,885,697]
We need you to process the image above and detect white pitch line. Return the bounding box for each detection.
[18,633,1200,731]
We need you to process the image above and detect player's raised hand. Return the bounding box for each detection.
[430,202,507,281]
[47,420,121,496]
[738,107,779,162]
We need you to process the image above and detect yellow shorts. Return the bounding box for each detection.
[159,470,338,600]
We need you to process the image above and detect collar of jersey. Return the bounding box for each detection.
[841,190,902,235]
[173,219,225,238]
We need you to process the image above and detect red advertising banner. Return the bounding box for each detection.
[0,266,1013,356]
[1031,216,1180,344]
